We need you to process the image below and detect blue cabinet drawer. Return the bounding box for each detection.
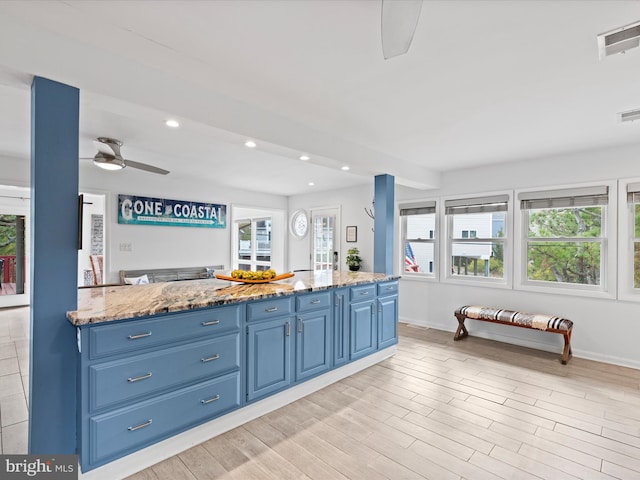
[296,291,331,312]
[246,297,293,322]
[89,305,241,359]
[89,372,240,465]
[90,333,239,411]
[377,281,398,296]
[350,284,376,302]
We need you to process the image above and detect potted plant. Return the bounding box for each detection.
[346,247,362,271]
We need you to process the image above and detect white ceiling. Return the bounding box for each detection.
[0,0,640,195]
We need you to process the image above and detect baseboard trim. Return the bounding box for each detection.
[79,346,396,480]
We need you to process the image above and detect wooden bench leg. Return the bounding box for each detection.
[454,313,468,341]
[561,329,573,364]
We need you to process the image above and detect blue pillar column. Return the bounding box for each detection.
[29,77,79,454]
[373,174,394,275]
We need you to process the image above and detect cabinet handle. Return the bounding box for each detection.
[285,322,290,336]
[265,306,278,313]
[298,319,303,333]
[201,354,220,363]
[128,419,152,431]
[201,394,220,405]
[127,331,152,340]
[201,320,220,326]
[310,299,321,304]
[127,372,152,383]
[386,286,395,291]
[360,291,369,296]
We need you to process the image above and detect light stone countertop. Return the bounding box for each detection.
[67,271,399,326]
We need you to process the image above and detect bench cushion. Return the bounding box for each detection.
[456,305,573,332]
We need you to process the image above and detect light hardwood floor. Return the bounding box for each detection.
[125,323,640,480]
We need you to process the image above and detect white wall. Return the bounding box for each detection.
[397,142,640,369]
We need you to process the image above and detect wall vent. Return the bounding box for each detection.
[618,108,640,123]
[598,20,640,59]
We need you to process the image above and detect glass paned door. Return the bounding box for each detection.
[312,213,336,271]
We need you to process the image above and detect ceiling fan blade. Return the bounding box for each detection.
[381,0,423,59]
[124,159,170,175]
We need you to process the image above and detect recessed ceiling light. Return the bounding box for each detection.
[245,140,257,148]
[165,119,180,128]
[299,155,310,161]
[341,166,350,171]
[308,182,315,186]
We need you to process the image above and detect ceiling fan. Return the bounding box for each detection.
[81,137,170,175]
[381,0,423,59]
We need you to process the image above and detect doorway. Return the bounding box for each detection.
[0,186,29,308]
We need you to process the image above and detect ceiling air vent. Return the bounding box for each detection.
[618,108,640,123]
[598,20,640,59]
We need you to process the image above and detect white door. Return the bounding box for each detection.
[310,207,340,271]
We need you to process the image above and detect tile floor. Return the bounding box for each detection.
[0,306,29,454]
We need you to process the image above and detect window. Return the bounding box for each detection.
[445,194,508,281]
[235,217,272,271]
[519,186,608,288]
[400,201,436,276]
[626,182,640,290]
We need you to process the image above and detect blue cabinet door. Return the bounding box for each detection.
[246,317,292,401]
[295,310,330,381]
[350,300,377,360]
[333,289,349,367]
[378,295,398,349]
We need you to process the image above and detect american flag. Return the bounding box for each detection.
[405,242,419,272]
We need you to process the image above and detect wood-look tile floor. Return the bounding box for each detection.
[126,323,640,480]
[0,306,29,455]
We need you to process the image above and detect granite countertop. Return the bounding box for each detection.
[67,271,399,326]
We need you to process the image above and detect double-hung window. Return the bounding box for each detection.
[445,194,508,282]
[400,201,436,276]
[624,182,640,294]
[519,186,608,290]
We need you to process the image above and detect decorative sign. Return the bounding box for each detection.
[118,194,226,228]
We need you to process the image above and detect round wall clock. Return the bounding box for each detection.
[290,209,309,239]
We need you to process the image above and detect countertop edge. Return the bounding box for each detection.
[68,273,400,326]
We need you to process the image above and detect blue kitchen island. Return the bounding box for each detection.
[67,270,399,477]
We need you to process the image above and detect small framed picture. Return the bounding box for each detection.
[346,225,357,242]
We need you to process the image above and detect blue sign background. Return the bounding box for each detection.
[118,194,226,228]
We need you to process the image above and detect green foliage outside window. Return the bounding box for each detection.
[0,215,17,255]
[527,207,602,285]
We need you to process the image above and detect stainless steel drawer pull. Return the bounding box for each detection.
[285,322,291,336]
[386,286,395,290]
[128,419,152,431]
[127,331,152,340]
[265,306,278,312]
[201,320,220,326]
[360,291,370,295]
[311,299,321,304]
[201,395,220,405]
[201,354,220,363]
[127,372,152,383]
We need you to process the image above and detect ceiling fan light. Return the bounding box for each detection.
[93,152,125,171]
[93,159,124,171]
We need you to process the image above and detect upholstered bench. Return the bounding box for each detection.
[454,305,573,364]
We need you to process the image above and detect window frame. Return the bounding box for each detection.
[515,182,616,299]
[399,199,439,282]
[618,178,640,302]
[442,191,512,288]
